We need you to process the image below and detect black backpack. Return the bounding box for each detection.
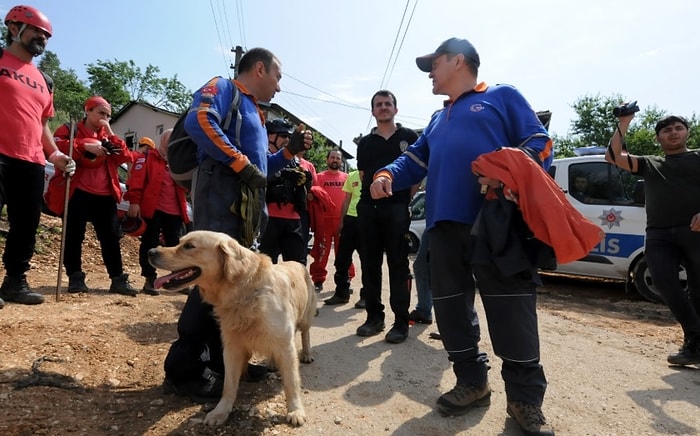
[168,79,242,190]
[0,47,53,94]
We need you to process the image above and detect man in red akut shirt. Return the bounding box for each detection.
[0,5,74,308]
[45,96,138,296]
[309,149,354,291]
[125,129,191,295]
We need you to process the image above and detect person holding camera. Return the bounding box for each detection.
[258,119,313,265]
[607,110,700,366]
[45,96,138,296]
[369,38,555,435]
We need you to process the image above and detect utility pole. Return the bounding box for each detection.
[230,45,245,78]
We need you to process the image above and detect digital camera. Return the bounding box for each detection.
[612,100,640,117]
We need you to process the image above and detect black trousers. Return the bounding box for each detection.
[0,154,44,277]
[356,202,410,326]
[139,210,184,278]
[63,188,123,278]
[333,215,360,296]
[258,215,306,265]
[430,220,547,406]
[645,226,700,341]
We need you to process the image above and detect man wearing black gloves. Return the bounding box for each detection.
[161,48,312,402]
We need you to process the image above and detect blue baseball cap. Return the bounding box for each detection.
[416,37,480,72]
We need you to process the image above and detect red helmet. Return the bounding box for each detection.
[120,216,147,237]
[4,5,52,37]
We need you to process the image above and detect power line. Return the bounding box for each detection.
[235,0,247,49]
[208,0,233,75]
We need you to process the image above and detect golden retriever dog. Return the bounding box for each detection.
[148,230,316,426]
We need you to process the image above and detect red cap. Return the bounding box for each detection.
[84,96,111,112]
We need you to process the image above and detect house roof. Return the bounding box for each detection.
[110,100,180,123]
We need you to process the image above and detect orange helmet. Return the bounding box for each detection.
[137,137,156,149]
[4,5,52,37]
[120,216,146,237]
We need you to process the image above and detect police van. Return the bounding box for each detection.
[546,148,686,302]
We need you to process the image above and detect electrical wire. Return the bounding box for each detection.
[208,0,233,75]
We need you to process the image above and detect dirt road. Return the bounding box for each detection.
[0,217,698,435]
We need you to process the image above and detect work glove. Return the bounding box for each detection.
[286,124,311,155]
[48,150,76,177]
[280,167,307,186]
[238,163,267,189]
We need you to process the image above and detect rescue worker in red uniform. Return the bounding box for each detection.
[125,129,191,295]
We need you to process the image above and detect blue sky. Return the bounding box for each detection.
[5,0,698,159]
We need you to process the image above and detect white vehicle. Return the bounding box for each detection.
[546,153,688,302]
[407,191,426,254]
[406,153,687,303]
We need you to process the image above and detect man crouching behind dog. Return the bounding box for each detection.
[150,230,317,426]
[158,47,314,426]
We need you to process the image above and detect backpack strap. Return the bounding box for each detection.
[222,84,243,148]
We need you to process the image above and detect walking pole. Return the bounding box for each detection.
[55,118,75,301]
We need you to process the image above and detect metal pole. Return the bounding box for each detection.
[55,118,75,301]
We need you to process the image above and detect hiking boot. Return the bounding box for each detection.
[67,271,89,293]
[356,317,385,337]
[667,339,700,366]
[142,276,159,296]
[506,401,555,436]
[436,383,491,416]
[409,309,433,324]
[109,274,138,296]
[354,298,366,309]
[324,294,349,305]
[385,324,409,344]
[0,275,44,305]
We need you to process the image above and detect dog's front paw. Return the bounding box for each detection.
[299,351,314,364]
[287,408,306,426]
[204,409,230,426]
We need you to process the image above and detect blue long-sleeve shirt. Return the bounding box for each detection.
[183,76,289,176]
[382,83,553,231]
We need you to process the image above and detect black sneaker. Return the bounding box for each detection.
[667,339,700,366]
[436,383,491,416]
[356,318,385,337]
[109,274,138,296]
[67,271,89,293]
[0,275,44,305]
[506,401,555,436]
[163,373,223,403]
[354,298,366,309]
[385,324,409,344]
[0,296,5,309]
[314,282,323,293]
[408,309,433,324]
[324,294,349,305]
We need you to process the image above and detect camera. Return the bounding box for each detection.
[613,100,640,117]
[101,138,121,155]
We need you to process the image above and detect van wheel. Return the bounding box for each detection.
[406,232,420,254]
[631,257,687,304]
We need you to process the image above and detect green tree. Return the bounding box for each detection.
[37,51,90,124]
[561,94,700,158]
[304,131,334,170]
[85,59,190,113]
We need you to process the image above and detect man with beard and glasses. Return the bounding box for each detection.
[309,149,352,293]
[0,5,75,308]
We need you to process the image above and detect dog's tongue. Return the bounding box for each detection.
[154,271,181,289]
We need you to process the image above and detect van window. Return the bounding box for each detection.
[568,162,643,206]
